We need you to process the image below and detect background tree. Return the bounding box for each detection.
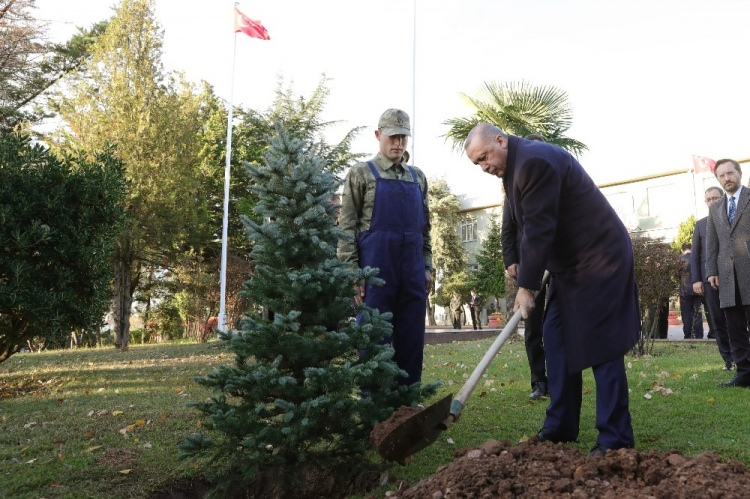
[230,76,365,251]
[0,133,126,363]
[444,80,588,156]
[426,179,466,324]
[179,127,423,497]
[0,0,106,132]
[631,236,681,355]
[51,0,213,349]
[470,214,505,310]
[672,215,697,252]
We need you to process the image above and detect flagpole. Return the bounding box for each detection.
[219,29,238,334]
[411,0,417,163]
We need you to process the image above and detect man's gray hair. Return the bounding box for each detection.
[464,122,506,151]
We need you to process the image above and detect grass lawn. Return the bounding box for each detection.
[1,336,748,498]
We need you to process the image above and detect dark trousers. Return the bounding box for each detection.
[525,285,547,387]
[680,294,704,338]
[703,280,732,364]
[451,310,462,329]
[723,279,750,377]
[542,290,634,449]
[469,307,481,330]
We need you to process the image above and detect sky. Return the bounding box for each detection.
[34,0,750,203]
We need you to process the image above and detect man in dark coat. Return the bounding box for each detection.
[691,186,733,369]
[464,123,640,455]
[679,243,704,339]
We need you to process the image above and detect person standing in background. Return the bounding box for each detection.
[450,291,463,330]
[469,290,483,330]
[501,133,548,400]
[692,186,733,369]
[707,159,750,387]
[679,243,704,339]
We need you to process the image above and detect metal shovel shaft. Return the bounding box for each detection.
[444,271,550,427]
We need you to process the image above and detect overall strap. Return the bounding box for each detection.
[366,161,381,179]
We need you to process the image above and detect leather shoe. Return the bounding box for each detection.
[588,443,633,456]
[718,374,750,387]
[588,444,609,457]
[529,381,547,400]
[537,430,575,444]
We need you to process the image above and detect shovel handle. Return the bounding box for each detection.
[449,271,550,421]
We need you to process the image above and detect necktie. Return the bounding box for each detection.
[728,195,736,225]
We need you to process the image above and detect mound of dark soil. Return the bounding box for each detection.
[391,437,750,498]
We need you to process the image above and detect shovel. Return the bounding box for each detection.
[374,271,550,463]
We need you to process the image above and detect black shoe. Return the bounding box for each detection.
[537,429,575,444]
[529,381,547,400]
[588,443,632,456]
[588,444,609,457]
[718,375,750,387]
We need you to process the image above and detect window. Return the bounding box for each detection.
[460,217,477,242]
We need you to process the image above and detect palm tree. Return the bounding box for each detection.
[443,80,587,156]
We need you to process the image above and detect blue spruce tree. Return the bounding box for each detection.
[180,126,421,497]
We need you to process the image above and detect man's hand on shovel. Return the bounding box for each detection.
[514,287,536,319]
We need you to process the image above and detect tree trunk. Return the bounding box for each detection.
[113,239,134,350]
[426,296,436,326]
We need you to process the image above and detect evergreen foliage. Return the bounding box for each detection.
[179,127,422,495]
[0,133,126,362]
[471,214,505,303]
[631,236,681,355]
[672,215,697,252]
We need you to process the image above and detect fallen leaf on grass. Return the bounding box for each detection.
[160,412,169,420]
[111,410,124,416]
[707,397,716,403]
[119,469,132,475]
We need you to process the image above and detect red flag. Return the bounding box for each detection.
[692,155,716,173]
[234,6,270,40]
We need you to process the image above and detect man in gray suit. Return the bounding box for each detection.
[706,159,750,387]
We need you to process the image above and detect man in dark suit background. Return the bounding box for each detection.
[691,186,733,370]
[679,243,704,339]
[464,123,640,456]
[502,133,548,401]
[706,159,750,387]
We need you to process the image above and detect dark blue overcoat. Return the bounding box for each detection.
[504,135,640,372]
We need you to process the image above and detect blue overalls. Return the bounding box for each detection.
[358,161,427,385]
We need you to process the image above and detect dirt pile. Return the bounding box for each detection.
[392,437,750,498]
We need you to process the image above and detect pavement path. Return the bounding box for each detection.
[425,323,712,344]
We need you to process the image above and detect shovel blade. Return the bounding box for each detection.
[374,394,453,462]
